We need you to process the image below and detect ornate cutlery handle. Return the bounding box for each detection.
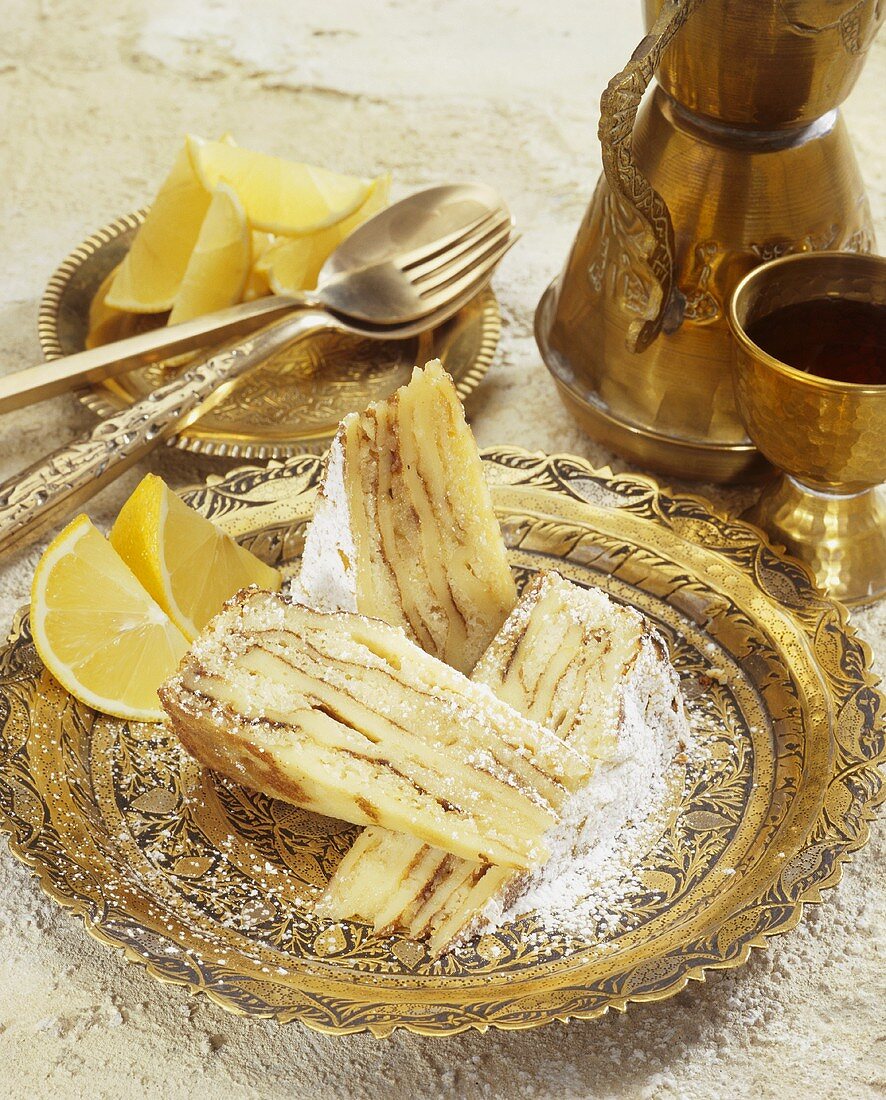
[0,293,302,415]
[0,310,332,558]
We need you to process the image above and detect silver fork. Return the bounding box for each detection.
[293,205,513,327]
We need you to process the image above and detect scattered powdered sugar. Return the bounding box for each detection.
[477,756,685,951]
[287,428,358,614]
[475,631,689,941]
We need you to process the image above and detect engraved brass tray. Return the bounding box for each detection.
[0,449,882,1035]
[38,212,500,459]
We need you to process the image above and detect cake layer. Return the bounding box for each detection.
[292,360,516,673]
[318,573,687,953]
[160,588,582,870]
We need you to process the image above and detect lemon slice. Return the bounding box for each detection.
[110,473,282,640]
[31,515,189,722]
[261,174,390,294]
[252,230,273,259]
[168,183,251,324]
[105,141,212,313]
[188,135,374,235]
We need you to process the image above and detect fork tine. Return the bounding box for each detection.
[407,211,512,283]
[411,223,511,294]
[415,225,512,298]
[418,234,520,308]
[395,208,504,271]
[351,237,519,339]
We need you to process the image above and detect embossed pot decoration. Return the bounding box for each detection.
[535,0,883,482]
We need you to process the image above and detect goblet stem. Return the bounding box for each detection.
[743,473,886,607]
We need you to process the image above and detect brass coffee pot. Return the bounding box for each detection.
[536,0,883,481]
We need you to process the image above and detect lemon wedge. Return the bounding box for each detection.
[261,174,390,294]
[168,183,251,324]
[243,231,274,301]
[110,473,281,640]
[188,135,374,235]
[86,265,129,348]
[105,141,212,313]
[30,515,189,722]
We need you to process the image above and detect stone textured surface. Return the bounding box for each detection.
[0,2,883,1097]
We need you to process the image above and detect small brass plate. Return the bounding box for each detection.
[38,212,500,459]
[0,449,882,1035]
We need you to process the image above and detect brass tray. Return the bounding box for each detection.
[0,449,882,1036]
[37,212,500,459]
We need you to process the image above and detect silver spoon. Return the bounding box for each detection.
[0,184,511,414]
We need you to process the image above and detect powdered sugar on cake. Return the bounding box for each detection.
[474,630,688,941]
[289,426,358,614]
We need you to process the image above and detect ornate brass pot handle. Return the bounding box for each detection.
[598,0,704,352]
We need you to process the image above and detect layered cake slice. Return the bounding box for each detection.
[159,588,586,870]
[292,360,516,673]
[318,572,687,954]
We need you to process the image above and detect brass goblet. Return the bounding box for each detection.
[729,252,886,607]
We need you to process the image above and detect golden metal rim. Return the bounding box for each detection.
[0,447,883,1036]
[37,211,501,459]
[37,209,146,362]
[728,251,886,397]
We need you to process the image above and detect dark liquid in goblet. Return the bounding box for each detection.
[745,298,886,386]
